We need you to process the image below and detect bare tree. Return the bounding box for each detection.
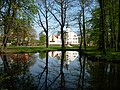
[49,0,68,48]
[37,0,49,48]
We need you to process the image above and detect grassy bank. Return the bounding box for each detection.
[1,46,120,61]
[1,46,80,53]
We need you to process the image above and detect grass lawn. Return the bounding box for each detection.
[1,45,80,53]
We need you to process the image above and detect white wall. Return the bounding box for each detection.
[65,28,79,45]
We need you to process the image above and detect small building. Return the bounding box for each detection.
[49,34,61,45]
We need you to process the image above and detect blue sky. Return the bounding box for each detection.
[33,0,97,40]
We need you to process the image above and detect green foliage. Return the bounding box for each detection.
[0,0,38,48]
[39,51,46,59]
[39,32,46,45]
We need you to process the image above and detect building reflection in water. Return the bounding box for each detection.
[49,51,79,65]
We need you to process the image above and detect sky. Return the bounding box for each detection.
[33,0,96,40]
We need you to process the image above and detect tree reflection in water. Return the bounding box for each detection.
[0,53,37,90]
[37,51,66,90]
[0,51,120,90]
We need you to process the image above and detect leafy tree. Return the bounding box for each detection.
[0,0,37,51]
[90,0,119,52]
[39,32,46,45]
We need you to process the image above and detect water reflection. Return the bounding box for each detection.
[0,51,120,90]
[49,51,79,65]
[0,53,37,90]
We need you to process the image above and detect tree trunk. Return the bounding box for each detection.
[61,0,65,48]
[61,27,65,48]
[98,0,106,53]
[1,0,17,51]
[118,0,120,50]
[46,32,48,48]
[82,0,86,50]
[109,1,114,48]
[78,12,82,50]
[45,0,49,48]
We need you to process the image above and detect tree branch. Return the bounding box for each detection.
[48,9,62,26]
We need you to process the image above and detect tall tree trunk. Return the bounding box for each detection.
[82,0,86,50]
[98,0,106,53]
[111,0,117,51]
[118,0,120,50]
[78,12,82,50]
[38,0,49,48]
[61,0,65,48]
[61,27,65,48]
[109,1,114,48]
[45,0,49,48]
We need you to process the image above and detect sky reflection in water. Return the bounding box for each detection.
[0,51,120,90]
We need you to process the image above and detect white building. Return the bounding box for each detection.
[49,27,79,45]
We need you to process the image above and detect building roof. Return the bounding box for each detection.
[54,35,58,38]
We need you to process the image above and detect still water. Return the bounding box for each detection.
[0,51,120,90]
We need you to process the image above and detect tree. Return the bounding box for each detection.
[9,18,33,46]
[0,0,37,51]
[39,32,46,45]
[37,0,49,48]
[118,0,120,50]
[81,0,86,49]
[49,0,68,48]
[77,11,83,49]
[98,0,106,53]
[90,0,119,51]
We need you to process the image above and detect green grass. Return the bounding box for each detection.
[1,46,80,53]
[1,46,120,61]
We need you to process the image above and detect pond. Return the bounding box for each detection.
[0,51,120,90]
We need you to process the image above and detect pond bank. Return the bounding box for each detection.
[1,46,120,61]
[83,49,120,61]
